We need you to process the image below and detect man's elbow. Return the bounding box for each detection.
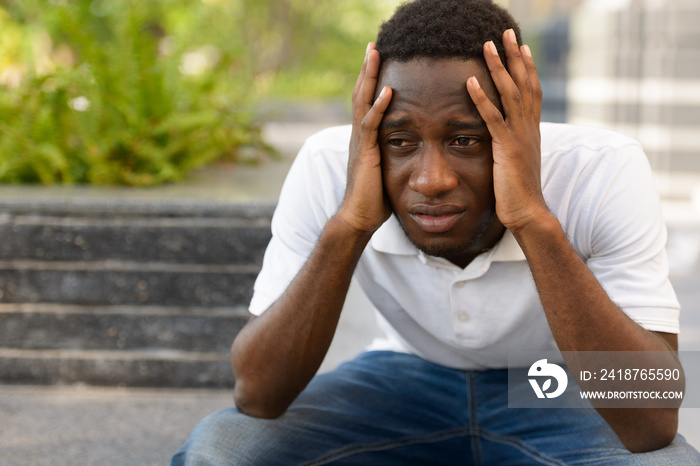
[623,429,677,454]
[233,380,289,420]
[617,409,678,453]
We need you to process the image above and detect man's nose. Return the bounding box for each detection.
[407,145,458,197]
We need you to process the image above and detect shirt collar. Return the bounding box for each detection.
[370,215,526,263]
[370,215,417,255]
[487,228,526,262]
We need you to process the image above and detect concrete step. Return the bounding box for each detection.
[0,199,272,387]
[0,198,277,219]
[0,215,271,264]
[0,303,248,352]
[0,348,234,388]
[0,260,258,306]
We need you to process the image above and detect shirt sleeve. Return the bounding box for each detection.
[583,143,680,333]
[248,126,350,316]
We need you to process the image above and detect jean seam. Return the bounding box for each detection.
[300,426,471,466]
[467,372,483,465]
[474,425,567,466]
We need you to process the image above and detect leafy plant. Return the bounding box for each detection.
[0,0,269,185]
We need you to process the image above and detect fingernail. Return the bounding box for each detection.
[379,86,388,98]
[523,44,532,58]
[470,76,481,90]
[366,43,371,55]
[507,28,516,43]
[488,41,498,55]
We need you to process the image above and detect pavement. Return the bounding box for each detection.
[1,120,700,465]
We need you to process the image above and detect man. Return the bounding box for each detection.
[173,0,700,464]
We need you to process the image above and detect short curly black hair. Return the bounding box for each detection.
[376,0,521,67]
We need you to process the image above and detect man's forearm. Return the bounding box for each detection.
[230,214,371,419]
[513,212,673,353]
[513,211,681,452]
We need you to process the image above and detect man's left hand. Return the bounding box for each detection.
[467,29,549,234]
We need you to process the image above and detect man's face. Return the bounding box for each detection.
[377,58,505,268]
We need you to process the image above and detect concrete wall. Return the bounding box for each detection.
[568,0,700,172]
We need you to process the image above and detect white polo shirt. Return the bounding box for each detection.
[249,123,680,370]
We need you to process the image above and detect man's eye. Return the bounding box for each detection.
[451,137,479,147]
[387,138,415,148]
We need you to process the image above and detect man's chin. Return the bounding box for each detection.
[394,211,502,263]
[410,237,475,261]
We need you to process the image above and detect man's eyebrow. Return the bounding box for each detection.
[447,119,486,130]
[380,117,411,130]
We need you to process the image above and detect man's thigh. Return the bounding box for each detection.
[172,351,474,466]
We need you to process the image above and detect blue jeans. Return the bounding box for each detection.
[172,351,700,465]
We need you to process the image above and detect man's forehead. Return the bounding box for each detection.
[378,57,488,88]
[376,58,494,107]
[376,57,498,126]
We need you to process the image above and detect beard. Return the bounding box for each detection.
[393,210,501,263]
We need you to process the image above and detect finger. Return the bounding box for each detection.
[355,48,381,119]
[502,29,533,118]
[483,40,523,121]
[467,76,507,138]
[359,86,393,152]
[521,44,543,124]
[350,44,376,152]
[352,43,373,106]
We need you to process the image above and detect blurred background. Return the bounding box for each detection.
[1,0,698,180]
[1,0,699,463]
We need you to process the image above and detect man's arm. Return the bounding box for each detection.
[513,212,680,452]
[230,44,393,419]
[467,29,681,452]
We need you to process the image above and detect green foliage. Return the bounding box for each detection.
[0,0,400,185]
[0,0,268,185]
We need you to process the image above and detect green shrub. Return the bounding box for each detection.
[0,0,269,185]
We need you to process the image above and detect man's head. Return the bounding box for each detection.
[373,0,521,268]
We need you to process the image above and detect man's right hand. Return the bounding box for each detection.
[337,43,393,236]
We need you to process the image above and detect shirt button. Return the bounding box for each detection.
[457,312,469,322]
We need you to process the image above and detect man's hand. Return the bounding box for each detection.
[338,43,393,236]
[467,29,548,234]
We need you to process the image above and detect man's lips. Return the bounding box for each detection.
[408,204,465,233]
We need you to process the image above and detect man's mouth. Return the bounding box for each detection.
[408,204,464,234]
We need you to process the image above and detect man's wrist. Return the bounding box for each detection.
[332,204,385,240]
[509,206,562,249]
[327,208,377,248]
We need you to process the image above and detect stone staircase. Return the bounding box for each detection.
[0,199,274,388]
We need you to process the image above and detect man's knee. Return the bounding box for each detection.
[172,407,261,466]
